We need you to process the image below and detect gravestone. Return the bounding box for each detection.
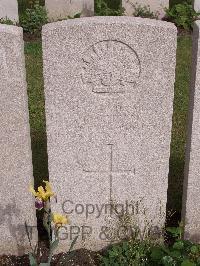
[0,24,37,255]
[122,0,169,19]
[0,0,19,23]
[182,21,200,242]
[194,0,200,12]
[42,17,177,251]
[45,0,94,21]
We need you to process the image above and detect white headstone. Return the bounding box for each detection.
[42,17,177,251]
[45,0,94,21]
[0,0,19,23]
[182,21,200,242]
[0,24,37,255]
[194,0,200,12]
[122,0,169,19]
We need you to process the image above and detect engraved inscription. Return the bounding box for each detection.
[82,40,141,94]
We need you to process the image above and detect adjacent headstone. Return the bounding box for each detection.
[194,0,200,12]
[182,21,200,242]
[45,0,94,21]
[122,0,169,19]
[0,24,37,255]
[0,0,19,23]
[43,17,177,251]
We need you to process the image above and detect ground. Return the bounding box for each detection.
[0,249,100,265]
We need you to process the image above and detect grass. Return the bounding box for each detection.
[25,35,192,216]
[169,0,192,8]
[18,0,45,14]
[168,35,192,213]
[25,41,48,187]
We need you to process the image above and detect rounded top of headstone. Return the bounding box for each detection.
[42,16,177,34]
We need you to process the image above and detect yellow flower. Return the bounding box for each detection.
[52,213,68,227]
[29,180,55,201]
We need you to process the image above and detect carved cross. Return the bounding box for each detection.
[81,144,135,201]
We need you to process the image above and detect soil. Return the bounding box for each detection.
[177,27,192,36]
[0,249,101,266]
[23,32,41,42]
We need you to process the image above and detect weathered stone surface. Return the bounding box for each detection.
[0,25,37,255]
[0,0,19,23]
[122,0,169,19]
[42,17,177,251]
[182,21,200,242]
[194,0,200,12]
[45,0,94,21]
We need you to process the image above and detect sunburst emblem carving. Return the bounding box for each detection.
[81,40,141,94]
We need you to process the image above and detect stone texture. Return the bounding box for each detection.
[122,0,169,19]
[194,0,200,12]
[0,0,19,23]
[45,0,94,21]
[182,21,200,242]
[0,25,37,255]
[42,17,177,251]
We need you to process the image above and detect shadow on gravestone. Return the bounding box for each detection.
[0,200,36,256]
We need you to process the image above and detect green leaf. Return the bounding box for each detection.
[161,246,171,255]
[169,250,182,259]
[74,12,81,18]
[151,247,165,261]
[173,240,184,250]
[29,253,37,266]
[122,242,129,251]
[191,245,199,254]
[39,264,50,266]
[181,259,196,266]
[162,256,176,266]
[166,227,182,237]
[101,257,110,266]
[109,251,116,258]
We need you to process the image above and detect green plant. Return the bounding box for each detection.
[0,17,15,25]
[101,240,152,266]
[20,0,47,35]
[18,0,45,14]
[54,13,81,22]
[101,224,200,265]
[149,225,200,265]
[105,0,121,10]
[170,0,192,8]
[165,2,200,30]
[132,3,159,19]
[95,0,123,16]
[68,13,82,19]
[27,181,78,265]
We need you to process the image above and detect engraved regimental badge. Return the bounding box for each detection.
[82,40,141,94]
